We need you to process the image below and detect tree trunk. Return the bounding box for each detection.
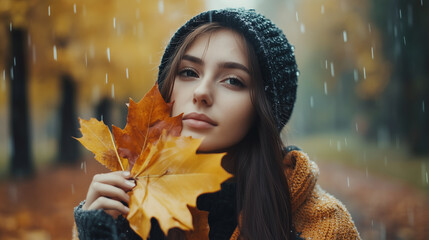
[58,74,80,163]
[9,29,33,177]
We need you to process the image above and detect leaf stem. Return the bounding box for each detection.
[109,130,124,171]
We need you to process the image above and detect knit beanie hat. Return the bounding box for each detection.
[157,8,298,131]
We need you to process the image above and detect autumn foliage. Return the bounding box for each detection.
[76,84,232,239]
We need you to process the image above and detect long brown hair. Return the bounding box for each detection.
[159,23,294,240]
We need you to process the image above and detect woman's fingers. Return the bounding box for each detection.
[89,196,130,215]
[83,171,136,211]
[92,171,136,191]
[90,181,131,203]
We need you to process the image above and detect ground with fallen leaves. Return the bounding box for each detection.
[0,157,428,240]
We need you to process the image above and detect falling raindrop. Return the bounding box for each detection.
[422,101,425,112]
[126,68,129,79]
[337,141,341,152]
[356,122,359,132]
[421,0,424,6]
[10,67,14,80]
[107,48,110,62]
[113,17,116,29]
[10,22,12,32]
[48,5,51,16]
[300,23,305,33]
[344,138,348,146]
[112,84,115,98]
[330,62,335,77]
[71,184,75,194]
[85,52,88,67]
[371,47,374,59]
[399,9,402,19]
[403,36,407,46]
[363,67,367,79]
[295,12,299,22]
[321,5,325,14]
[354,69,358,82]
[343,31,347,42]
[1,70,5,91]
[368,23,372,33]
[13,57,16,66]
[27,34,31,46]
[73,3,77,14]
[347,176,350,188]
[324,82,328,95]
[310,96,314,108]
[53,45,57,61]
[325,60,328,69]
[105,73,108,84]
[136,9,140,19]
[158,0,164,14]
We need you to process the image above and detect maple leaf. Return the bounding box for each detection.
[76,83,232,240]
[75,118,129,171]
[112,84,182,169]
[128,133,231,239]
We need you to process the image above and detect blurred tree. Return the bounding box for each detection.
[2,0,35,176]
[371,0,429,155]
[58,74,80,164]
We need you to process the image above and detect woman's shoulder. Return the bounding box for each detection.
[282,148,361,240]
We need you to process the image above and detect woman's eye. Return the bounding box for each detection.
[225,78,245,88]
[179,69,198,78]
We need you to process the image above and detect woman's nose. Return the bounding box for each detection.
[193,77,213,106]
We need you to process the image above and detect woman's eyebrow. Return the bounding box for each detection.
[220,62,250,75]
[182,55,203,64]
[182,54,250,75]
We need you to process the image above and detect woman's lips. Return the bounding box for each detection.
[183,113,217,129]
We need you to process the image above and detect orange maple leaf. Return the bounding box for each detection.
[112,84,183,169]
[76,84,232,239]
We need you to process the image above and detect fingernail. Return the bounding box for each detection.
[125,180,135,187]
[123,171,130,177]
[124,206,130,213]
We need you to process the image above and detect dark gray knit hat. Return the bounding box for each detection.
[157,8,298,131]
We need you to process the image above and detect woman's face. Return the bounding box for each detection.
[170,29,255,152]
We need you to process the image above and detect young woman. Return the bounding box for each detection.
[74,8,361,240]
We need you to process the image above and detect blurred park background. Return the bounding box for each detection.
[0,0,428,239]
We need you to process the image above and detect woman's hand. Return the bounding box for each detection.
[82,171,136,219]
